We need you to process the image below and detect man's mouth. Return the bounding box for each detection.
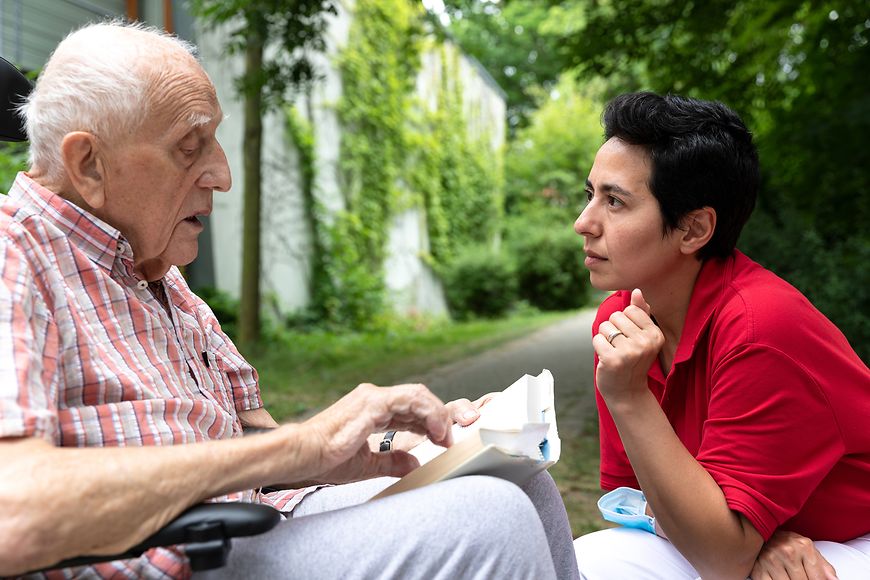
[183,209,210,225]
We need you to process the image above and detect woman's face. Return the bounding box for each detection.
[574,138,685,291]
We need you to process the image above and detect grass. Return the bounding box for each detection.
[248,309,606,537]
[249,310,570,420]
[550,396,613,536]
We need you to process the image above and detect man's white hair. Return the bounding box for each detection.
[19,20,199,182]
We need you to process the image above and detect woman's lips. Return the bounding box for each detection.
[584,251,607,268]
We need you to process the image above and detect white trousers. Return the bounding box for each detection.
[574,528,870,579]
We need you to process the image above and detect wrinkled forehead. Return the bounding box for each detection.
[145,53,220,133]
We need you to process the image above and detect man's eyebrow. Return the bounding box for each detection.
[585,178,634,197]
[187,111,214,128]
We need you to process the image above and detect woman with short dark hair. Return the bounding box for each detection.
[573,92,870,579]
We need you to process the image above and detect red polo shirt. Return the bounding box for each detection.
[594,250,870,542]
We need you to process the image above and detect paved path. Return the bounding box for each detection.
[400,309,599,432]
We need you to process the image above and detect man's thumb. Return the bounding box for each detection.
[370,450,420,479]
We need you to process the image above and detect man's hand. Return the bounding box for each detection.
[381,392,496,452]
[592,288,664,404]
[751,531,838,580]
[288,383,452,485]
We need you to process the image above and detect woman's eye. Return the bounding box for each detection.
[585,190,593,202]
[607,195,624,207]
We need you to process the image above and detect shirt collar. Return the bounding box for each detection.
[8,172,129,272]
[672,252,737,366]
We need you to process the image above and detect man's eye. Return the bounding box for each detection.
[607,195,624,207]
[584,190,593,202]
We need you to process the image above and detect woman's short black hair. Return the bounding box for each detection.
[603,92,760,260]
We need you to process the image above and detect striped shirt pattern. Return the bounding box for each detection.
[1,174,311,579]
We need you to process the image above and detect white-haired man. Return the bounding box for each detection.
[0,22,578,579]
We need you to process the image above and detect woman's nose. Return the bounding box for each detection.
[574,202,599,237]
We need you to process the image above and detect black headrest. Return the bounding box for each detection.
[0,56,32,142]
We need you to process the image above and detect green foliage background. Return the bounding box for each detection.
[0,143,28,191]
[443,246,517,319]
[289,0,505,328]
[446,0,869,360]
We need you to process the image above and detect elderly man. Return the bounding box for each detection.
[0,22,578,579]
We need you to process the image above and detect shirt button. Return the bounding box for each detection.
[136,280,148,290]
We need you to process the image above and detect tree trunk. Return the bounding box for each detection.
[238,25,265,351]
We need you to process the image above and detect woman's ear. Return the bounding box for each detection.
[60,131,106,209]
[679,207,716,256]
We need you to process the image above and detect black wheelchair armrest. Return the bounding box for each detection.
[38,502,281,573]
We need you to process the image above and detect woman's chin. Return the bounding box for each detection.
[588,274,618,292]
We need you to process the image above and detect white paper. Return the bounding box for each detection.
[409,369,560,464]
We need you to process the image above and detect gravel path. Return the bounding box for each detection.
[400,308,599,432]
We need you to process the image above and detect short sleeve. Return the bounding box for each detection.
[0,233,60,441]
[698,345,842,540]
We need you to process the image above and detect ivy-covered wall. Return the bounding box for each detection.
[287,0,506,328]
[198,0,506,329]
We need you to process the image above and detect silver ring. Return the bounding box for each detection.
[606,330,625,344]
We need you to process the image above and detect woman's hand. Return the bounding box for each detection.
[750,531,838,580]
[593,288,664,405]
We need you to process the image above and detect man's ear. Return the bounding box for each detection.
[679,207,716,256]
[60,131,106,209]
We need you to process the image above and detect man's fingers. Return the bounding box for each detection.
[385,383,452,446]
[445,398,480,426]
[472,392,497,410]
[368,450,420,479]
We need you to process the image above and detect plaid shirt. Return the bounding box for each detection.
[1,174,313,579]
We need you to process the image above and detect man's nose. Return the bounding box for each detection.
[198,140,232,192]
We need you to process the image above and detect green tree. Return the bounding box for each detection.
[548,0,869,357]
[191,0,337,350]
[0,142,28,192]
[440,0,568,131]
[504,74,603,214]
[442,0,869,355]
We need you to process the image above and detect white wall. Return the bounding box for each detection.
[195,5,505,319]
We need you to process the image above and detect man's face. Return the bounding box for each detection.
[99,58,231,281]
[574,137,684,291]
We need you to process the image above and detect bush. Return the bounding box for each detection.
[443,247,517,320]
[741,210,869,363]
[0,142,27,193]
[505,211,590,311]
[193,286,239,339]
[512,228,590,311]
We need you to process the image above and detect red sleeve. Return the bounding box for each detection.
[698,345,842,540]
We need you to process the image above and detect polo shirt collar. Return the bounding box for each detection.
[9,172,126,272]
[672,252,737,366]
